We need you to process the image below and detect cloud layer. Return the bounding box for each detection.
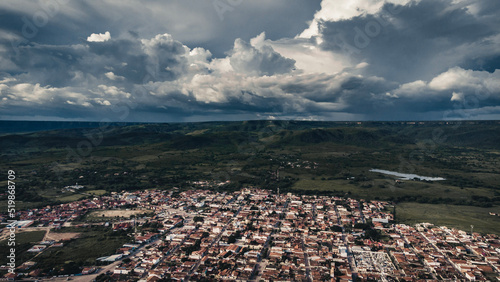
[0,0,499,121]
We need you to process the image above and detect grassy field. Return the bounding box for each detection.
[0,231,46,266]
[0,201,45,213]
[32,227,131,272]
[292,178,368,196]
[291,177,496,202]
[292,178,500,234]
[36,189,87,204]
[86,189,107,195]
[396,203,500,234]
[57,194,87,203]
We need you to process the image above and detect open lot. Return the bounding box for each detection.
[86,189,107,195]
[0,231,46,266]
[45,231,80,241]
[396,202,500,235]
[32,226,131,273]
[89,209,149,218]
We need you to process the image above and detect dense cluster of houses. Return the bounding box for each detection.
[2,188,500,281]
[85,189,500,281]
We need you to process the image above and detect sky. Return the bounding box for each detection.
[0,0,499,122]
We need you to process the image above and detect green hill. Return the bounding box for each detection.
[1,120,499,214]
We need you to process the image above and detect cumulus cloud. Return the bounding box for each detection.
[228,33,296,76]
[299,0,411,39]
[388,67,500,118]
[395,68,500,96]
[104,72,125,81]
[263,37,350,75]
[87,31,111,42]
[0,0,499,121]
[0,32,314,120]
[429,67,500,93]
[1,83,93,110]
[451,92,464,102]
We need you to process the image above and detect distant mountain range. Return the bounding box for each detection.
[0,120,139,135]
[1,119,499,218]
[1,120,500,150]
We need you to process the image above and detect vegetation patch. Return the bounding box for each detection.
[0,231,46,266]
[32,226,131,275]
[396,203,500,235]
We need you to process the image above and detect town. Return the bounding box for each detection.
[2,188,500,281]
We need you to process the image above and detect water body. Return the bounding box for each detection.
[369,169,446,181]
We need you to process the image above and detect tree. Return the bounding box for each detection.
[321,273,331,281]
[330,225,343,232]
[364,229,382,241]
[227,234,237,244]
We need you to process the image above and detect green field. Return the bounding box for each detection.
[396,203,500,234]
[292,177,500,234]
[32,227,131,274]
[86,189,107,195]
[0,231,46,266]
[291,177,496,204]
[57,194,87,203]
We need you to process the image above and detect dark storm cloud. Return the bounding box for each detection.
[9,43,87,87]
[4,33,192,88]
[1,0,500,122]
[319,0,500,82]
[0,0,321,57]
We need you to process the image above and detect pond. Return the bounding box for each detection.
[369,169,446,181]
